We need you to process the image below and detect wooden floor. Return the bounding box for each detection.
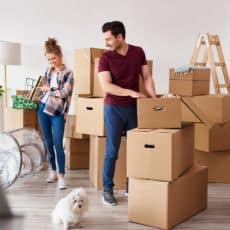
[4,169,230,230]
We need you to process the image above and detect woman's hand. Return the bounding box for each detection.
[38,85,50,92]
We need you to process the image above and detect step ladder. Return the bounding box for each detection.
[191,33,230,94]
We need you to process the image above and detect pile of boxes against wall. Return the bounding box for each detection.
[169,67,230,183]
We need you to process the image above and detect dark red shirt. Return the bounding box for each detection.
[98,44,147,106]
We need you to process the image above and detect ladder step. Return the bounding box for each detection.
[214,62,225,67]
[194,62,206,66]
[219,84,230,88]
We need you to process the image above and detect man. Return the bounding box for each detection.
[98,21,156,206]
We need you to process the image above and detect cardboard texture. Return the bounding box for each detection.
[4,108,37,130]
[65,138,89,169]
[64,114,87,139]
[127,125,194,181]
[76,97,105,136]
[184,95,230,124]
[195,123,230,152]
[195,150,230,183]
[89,136,126,190]
[169,68,210,96]
[137,97,182,128]
[74,48,104,95]
[128,165,208,230]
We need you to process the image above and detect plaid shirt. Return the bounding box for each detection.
[39,65,74,116]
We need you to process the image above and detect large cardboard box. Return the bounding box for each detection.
[128,165,208,230]
[4,108,37,130]
[65,138,89,169]
[137,97,182,128]
[89,136,126,190]
[76,97,104,136]
[184,95,230,124]
[127,125,194,181]
[64,115,87,139]
[74,48,104,96]
[195,150,230,183]
[181,101,201,123]
[195,123,230,152]
[169,68,210,96]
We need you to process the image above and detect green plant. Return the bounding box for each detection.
[0,85,4,96]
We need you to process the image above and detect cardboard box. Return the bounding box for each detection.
[64,115,87,139]
[128,165,208,230]
[137,97,182,128]
[89,136,126,190]
[76,97,105,136]
[127,125,194,181]
[195,123,230,152]
[184,95,230,124]
[65,138,89,169]
[181,101,200,123]
[4,108,37,130]
[169,68,210,96]
[74,48,104,96]
[195,150,230,183]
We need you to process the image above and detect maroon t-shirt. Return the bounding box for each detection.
[98,44,147,106]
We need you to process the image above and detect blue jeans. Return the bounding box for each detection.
[37,102,66,174]
[103,104,137,191]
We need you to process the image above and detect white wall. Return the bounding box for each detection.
[0,0,229,110]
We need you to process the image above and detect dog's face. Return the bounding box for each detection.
[68,188,89,215]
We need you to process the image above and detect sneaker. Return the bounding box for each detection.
[102,190,117,206]
[58,178,67,190]
[46,171,57,183]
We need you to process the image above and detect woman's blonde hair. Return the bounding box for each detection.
[44,37,62,56]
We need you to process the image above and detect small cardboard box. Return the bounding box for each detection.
[89,136,126,190]
[128,165,208,230]
[195,150,230,183]
[127,125,194,181]
[4,108,37,130]
[76,97,104,136]
[195,123,230,152]
[169,68,210,96]
[137,97,182,129]
[184,95,230,124]
[74,48,104,96]
[64,114,87,139]
[65,138,89,169]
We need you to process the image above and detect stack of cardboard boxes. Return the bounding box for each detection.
[127,68,210,229]
[74,48,127,190]
[74,48,153,190]
[64,114,89,170]
[169,67,230,183]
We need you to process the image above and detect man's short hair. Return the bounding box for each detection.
[102,21,126,39]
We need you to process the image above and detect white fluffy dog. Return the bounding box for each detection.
[52,188,89,229]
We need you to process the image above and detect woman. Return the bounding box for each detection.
[38,37,74,190]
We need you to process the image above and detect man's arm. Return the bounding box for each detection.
[98,71,146,98]
[141,64,156,98]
